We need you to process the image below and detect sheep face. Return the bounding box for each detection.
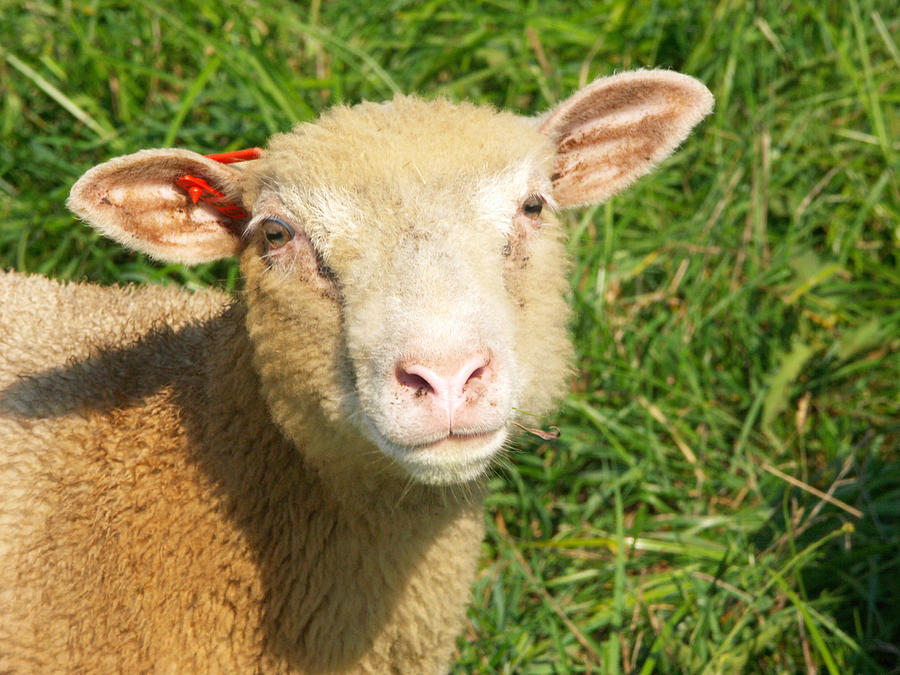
[67,70,713,485]
[240,98,571,484]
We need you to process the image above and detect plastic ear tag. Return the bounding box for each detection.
[174,174,249,219]
[175,147,262,219]
[203,147,263,164]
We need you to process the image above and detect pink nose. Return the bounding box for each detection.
[395,353,492,428]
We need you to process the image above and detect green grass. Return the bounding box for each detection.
[2,1,899,672]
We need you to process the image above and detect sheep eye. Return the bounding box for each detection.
[261,218,295,249]
[523,195,543,217]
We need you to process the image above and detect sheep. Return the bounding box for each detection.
[0,70,713,673]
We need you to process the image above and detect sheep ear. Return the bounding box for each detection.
[68,149,251,264]
[539,70,714,208]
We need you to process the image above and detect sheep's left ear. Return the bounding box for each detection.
[68,149,252,264]
[539,70,714,207]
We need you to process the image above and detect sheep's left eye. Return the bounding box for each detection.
[261,218,295,249]
[523,195,543,217]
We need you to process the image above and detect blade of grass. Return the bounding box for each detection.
[772,574,841,675]
[3,50,116,142]
[761,463,863,518]
[163,55,222,147]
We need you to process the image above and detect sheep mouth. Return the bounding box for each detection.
[375,426,508,485]
[412,429,503,452]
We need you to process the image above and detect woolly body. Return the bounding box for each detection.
[1,271,488,673]
[0,71,712,672]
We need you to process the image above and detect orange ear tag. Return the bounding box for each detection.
[174,174,249,220]
[204,148,263,164]
[175,147,262,219]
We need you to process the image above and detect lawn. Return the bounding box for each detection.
[2,1,898,672]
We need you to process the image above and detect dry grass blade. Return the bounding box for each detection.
[762,463,863,519]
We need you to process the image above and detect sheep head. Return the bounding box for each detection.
[68,70,713,485]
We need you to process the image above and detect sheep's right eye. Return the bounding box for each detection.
[261,218,295,249]
[522,194,544,218]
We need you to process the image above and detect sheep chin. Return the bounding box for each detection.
[368,425,508,485]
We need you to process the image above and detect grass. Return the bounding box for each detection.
[2,1,899,671]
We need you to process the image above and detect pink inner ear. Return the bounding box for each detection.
[106,182,227,237]
[91,179,244,263]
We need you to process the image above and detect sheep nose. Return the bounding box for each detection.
[396,354,493,427]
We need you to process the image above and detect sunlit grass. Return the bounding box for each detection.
[2,1,898,671]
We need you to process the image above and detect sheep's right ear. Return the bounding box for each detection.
[68,149,251,264]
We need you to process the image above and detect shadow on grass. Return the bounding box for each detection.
[758,444,900,673]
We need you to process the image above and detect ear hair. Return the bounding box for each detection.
[538,69,714,207]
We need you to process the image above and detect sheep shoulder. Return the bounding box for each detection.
[0,270,255,670]
[0,269,228,385]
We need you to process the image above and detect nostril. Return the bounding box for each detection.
[457,355,491,392]
[397,363,450,401]
[396,368,434,396]
[464,362,488,386]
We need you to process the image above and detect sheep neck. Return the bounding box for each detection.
[193,301,486,671]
